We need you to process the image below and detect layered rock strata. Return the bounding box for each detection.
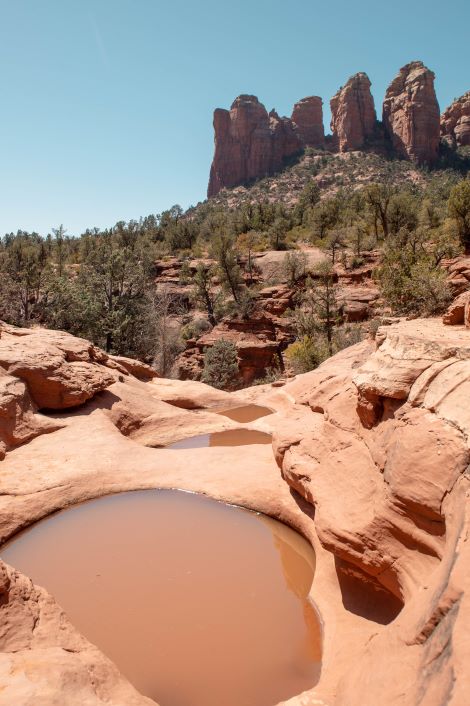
[330,73,377,151]
[382,61,440,164]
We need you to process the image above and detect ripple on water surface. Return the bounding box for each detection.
[1,490,321,706]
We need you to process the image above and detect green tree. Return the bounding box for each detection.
[448,179,470,252]
[378,228,453,315]
[282,250,307,286]
[192,263,219,326]
[309,198,340,240]
[202,339,239,390]
[294,263,340,356]
[364,183,393,239]
[211,233,243,303]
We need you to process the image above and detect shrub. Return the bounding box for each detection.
[285,335,330,374]
[201,339,239,390]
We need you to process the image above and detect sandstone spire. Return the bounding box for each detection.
[330,72,377,151]
[207,95,302,198]
[382,61,440,164]
[291,96,324,147]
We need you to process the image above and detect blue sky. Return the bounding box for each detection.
[0,0,468,236]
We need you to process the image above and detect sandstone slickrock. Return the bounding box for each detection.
[382,61,440,164]
[291,96,324,147]
[330,73,377,151]
[441,91,470,147]
[0,323,116,409]
[1,320,470,706]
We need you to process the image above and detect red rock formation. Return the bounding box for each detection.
[2,320,470,705]
[291,96,324,147]
[208,95,304,197]
[442,291,470,326]
[330,73,377,151]
[382,61,440,164]
[176,308,294,385]
[441,91,470,147]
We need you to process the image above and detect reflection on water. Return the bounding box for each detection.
[1,490,321,706]
[168,429,272,449]
[217,405,273,423]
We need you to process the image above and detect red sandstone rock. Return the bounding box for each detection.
[176,309,293,385]
[291,96,324,147]
[207,95,304,197]
[0,323,115,409]
[330,73,377,151]
[442,291,470,325]
[108,355,157,380]
[382,61,440,164]
[2,320,470,706]
[0,370,62,459]
[441,91,470,147]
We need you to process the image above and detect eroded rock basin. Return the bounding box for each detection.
[1,490,321,706]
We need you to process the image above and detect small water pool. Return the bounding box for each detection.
[1,490,321,706]
[216,404,273,423]
[167,428,272,449]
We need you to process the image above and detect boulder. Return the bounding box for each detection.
[0,325,115,409]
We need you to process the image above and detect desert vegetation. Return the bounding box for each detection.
[1,152,469,386]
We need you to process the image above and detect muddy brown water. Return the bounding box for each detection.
[216,404,273,423]
[168,428,272,449]
[1,490,321,706]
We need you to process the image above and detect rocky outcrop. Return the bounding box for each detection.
[291,96,324,147]
[207,63,470,194]
[273,318,470,706]
[382,61,440,164]
[330,73,377,151]
[208,95,303,197]
[442,291,470,326]
[176,309,293,385]
[441,91,470,147]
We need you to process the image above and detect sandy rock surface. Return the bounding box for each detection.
[1,319,469,706]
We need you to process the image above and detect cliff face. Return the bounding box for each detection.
[330,73,377,151]
[207,95,303,198]
[441,91,470,147]
[382,61,440,164]
[208,61,466,197]
[291,96,324,147]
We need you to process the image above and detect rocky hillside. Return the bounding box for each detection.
[208,60,469,197]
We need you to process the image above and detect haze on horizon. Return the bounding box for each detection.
[0,0,469,237]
